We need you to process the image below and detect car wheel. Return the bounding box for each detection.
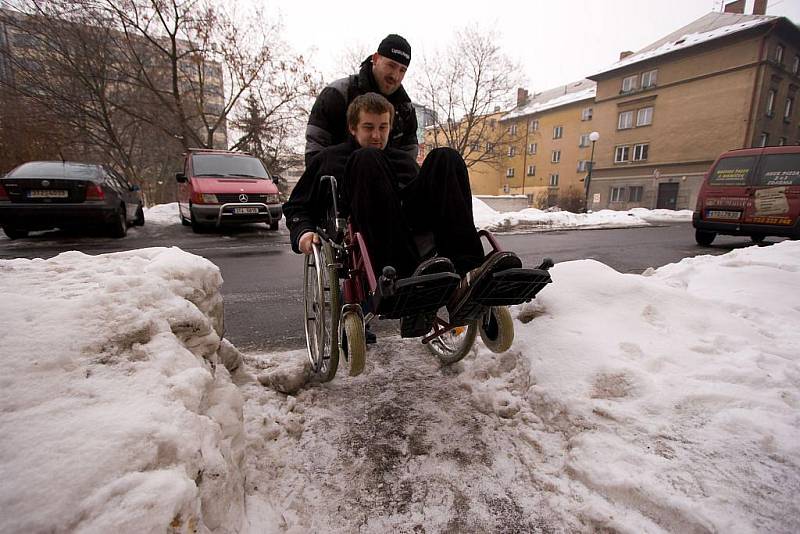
[695,229,715,246]
[110,205,127,238]
[269,220,279,231]
[180,212,190,226]
[134,205,145,226]
[3,226,29,240]
[751,234,765,244]
[190,207,204,234]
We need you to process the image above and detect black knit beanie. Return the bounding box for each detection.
[377,34,411,67]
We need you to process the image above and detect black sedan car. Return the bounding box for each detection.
[0,161,144,239]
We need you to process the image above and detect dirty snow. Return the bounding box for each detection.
[2,239,798,532]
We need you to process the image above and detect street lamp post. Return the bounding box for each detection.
[584,131,600,212]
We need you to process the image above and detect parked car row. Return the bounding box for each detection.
[0,149,284,240]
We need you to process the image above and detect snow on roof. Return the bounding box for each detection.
[590,12,777,77]
[502,80,596,121]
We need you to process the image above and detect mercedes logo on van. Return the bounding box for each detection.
[239,194,248,202]
[41,180,50,187]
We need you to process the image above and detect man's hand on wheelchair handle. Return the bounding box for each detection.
[299,231,321,254]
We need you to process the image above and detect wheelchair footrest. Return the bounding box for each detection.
[451,268,552,324]
[474,268,552,306]
[373,272,460,319]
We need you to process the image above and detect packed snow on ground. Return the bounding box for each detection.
[0,247,246,533]
[471,197,692,232]
[140,200,692,234]
[2,241,798,533]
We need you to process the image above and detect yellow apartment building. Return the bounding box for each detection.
[586,7,800,211]
[499,81,597,208]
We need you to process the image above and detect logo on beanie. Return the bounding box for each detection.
[391,48,410,61]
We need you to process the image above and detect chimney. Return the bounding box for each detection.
[723,0,745,13]
[516,87,529,107]
[619,51,634,61]
[753,0,767,15]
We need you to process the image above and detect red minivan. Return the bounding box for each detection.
[693,145,800,245]
[176,149,282,232]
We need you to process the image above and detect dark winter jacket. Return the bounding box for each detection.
[284,138,418,253]
[304,58,419,167]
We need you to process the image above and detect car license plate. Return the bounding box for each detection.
[28,190,68,198]
[706,209,741,220]
[233,207,259,214]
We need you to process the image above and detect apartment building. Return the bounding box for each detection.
[500,80,597,208]
[586,6,800,211]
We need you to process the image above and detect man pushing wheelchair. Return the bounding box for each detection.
[283,35,551,380]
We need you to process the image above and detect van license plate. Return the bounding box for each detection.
[706,210,741,220]
[233,207,259,214]
[28,190,68,198]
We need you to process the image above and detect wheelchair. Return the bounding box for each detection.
[303,176,553,382]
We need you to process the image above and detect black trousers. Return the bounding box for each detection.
[341,147,485,278]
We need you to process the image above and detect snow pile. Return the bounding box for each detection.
[472,196,692,231]
[458,240,800,532]
[143,202,180,225]
[0,247,246,533]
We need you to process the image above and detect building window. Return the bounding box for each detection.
[618,110,634,129]
[794,55,800,75]
[785,97,794,122]
[503,184,510,193]
[508,145,516,156]
[775,44,785,64]
[767,89,776,117]
[641,69,658,88]
[579,133,590,147]
[528,143,537,154]
[577,160,588,172]
[633,143,649,161]
[506,167,515,178]
[622,74,638,93]
[527,165,536,176]
[778,137,787,146]
[759,132,769,147]
[529,119,539,131]
[549,173,559,186]
[553,125,563,139]
[489,119,496,128]
[486,142,495,152]
[636,107,653,126]
[551,150,561,163]
[610,187,625,202]
[581,107,593,121]
[470,141,480,151]
[614,145,630,162]
[629,186,643,202]
[509,124,517,135]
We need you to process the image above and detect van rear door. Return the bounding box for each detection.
[744,151,800,227]
[700,154,757,223]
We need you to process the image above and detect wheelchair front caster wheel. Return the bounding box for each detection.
[343,312,366,377]
[479,306,514,353]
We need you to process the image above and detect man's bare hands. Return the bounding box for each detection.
[299,231,321,254]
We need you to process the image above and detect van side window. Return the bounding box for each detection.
[758,154,800,186]
[708,156,756,186]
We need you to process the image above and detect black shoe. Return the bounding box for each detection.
[447,251,523,323]
[413,256,456,276]
[365,324,377,345]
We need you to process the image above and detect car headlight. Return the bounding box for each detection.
[202,193,218,203]
[266,194,280,203]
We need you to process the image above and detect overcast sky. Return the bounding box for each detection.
[269,0,800,94]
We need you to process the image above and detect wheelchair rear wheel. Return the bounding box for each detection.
[303,241,340,382]
[425,306,478,365]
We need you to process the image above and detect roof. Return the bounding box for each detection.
[502,79,596,121]
[589,12,778,78]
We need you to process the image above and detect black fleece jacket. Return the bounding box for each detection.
[283,138,418,253]
[304,58,419,167]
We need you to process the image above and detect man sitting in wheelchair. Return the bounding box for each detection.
[284,93,549,339]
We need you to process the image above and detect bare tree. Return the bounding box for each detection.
[0,0,317,203]
[332,41,371,78]
[415,25,525,168]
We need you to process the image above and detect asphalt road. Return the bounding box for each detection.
[0,219,781,352]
